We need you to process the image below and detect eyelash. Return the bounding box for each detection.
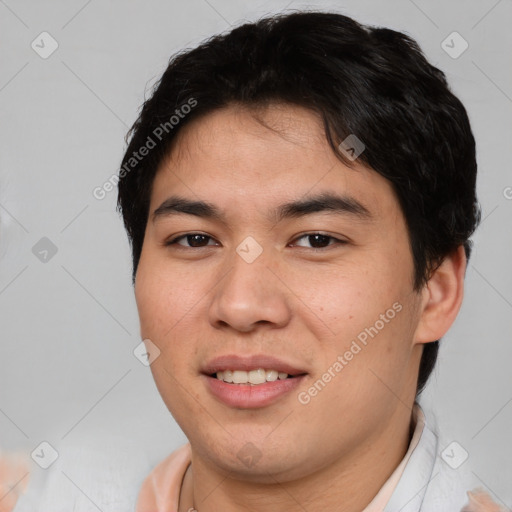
[164,232,347,251]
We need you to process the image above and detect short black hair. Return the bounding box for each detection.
[117,10,481,398]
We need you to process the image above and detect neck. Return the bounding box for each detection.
[179,403,416,512]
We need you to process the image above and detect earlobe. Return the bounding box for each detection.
[414,245,467,344]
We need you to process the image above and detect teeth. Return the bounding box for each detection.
[266,370,278,382]
[215,369,291,385]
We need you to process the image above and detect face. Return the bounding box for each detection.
[135,103,425,482]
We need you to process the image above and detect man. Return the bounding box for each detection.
[116,10,506,512]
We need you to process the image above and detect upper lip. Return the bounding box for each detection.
[202,354,308,376]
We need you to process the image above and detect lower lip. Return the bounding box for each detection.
[203,374,307,408]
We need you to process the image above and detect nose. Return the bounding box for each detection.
[208,247,292,333]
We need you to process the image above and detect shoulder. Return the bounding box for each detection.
[391,403,511,512]
[419,405,511,512]
[422,461,510,511]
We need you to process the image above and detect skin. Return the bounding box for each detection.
[134,103,466,512]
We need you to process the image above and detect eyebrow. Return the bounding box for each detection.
[152,192,373,224]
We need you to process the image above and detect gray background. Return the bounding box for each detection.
[1,0,511,506]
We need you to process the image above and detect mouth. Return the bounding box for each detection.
[201,354,308,408]
[201,353,308,381]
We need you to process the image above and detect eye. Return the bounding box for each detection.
[291,233,347,250]
[165,233,218,248]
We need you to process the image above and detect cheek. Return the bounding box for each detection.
[315,271,388,334]
[134,269,161,336]
[313,269,414,384]
[134,254,180,340]
[135,259,202,366]
[135,250,188,328]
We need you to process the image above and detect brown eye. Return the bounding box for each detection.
[165,233,217,248]
[292,233,346,249]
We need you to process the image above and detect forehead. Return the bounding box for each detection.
[150,104,400,221]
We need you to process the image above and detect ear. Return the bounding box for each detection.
[414,245,467,344]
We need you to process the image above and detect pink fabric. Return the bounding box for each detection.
[0,450,30,512]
